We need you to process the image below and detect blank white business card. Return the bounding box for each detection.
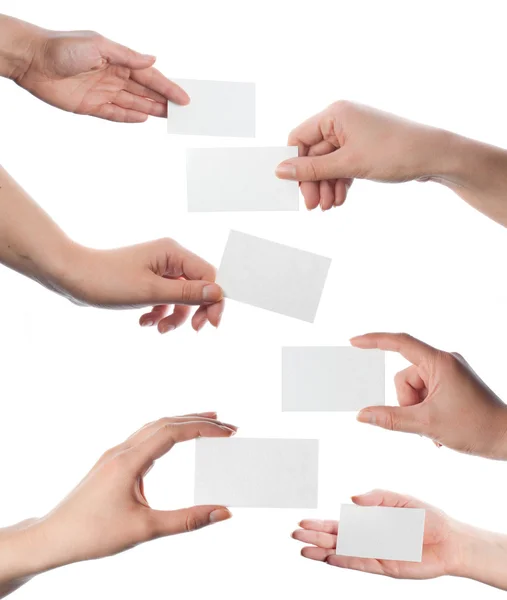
[217,230,331,322]
[186,147,299,212]
[336,504,425,562]
[194,438,319,508]
[282,347,385,411]
[167,79,255,137]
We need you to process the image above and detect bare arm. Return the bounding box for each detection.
[276,101,507,226]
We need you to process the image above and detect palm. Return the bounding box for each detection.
[295,491,460,581]
[374,501,455,579]
[16,31,188,122]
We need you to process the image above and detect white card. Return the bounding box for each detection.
[282,347,385,411]
[167,79,255,137]
[186,147,299,212]
[336,504,425,562]
[194,438,319,508]
[217,230,331,322]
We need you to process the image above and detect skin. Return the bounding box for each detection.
[293,489,507,590]
[276,101,507,226]
[0,412,236,598]
[0,166,223,332]
[350,332,507,459]
[0,14,189,122]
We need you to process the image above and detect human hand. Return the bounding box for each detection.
[350,332,507,459]
[293,489,459,580]
[14,26,189,122]
[275,101,455,210]
[56,238,224,333]
[34,413,236,568]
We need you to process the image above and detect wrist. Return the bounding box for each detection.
[449,520,507,589]
[0,518,58,586]
[0,15,46,81]
[418,127,463,182]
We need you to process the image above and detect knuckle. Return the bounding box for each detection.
[180,281,196,303]
[393,371,405,386]
[440,350,460,370]
[306,159,319,181]
[185,514,204,533]
[384,412,399,431]
[330,99,353,115]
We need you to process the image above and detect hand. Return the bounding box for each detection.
[275,101,455,210]
[15,27,189,122]
[57,238,225,333]
[293,489,460,580]
[34,413,236,568]
[350,332,507,459]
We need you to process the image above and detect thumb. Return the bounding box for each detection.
[151,506,232,537]
[149,277,223,306]
[356,406,424,434]
[275,152,347,182]
[98,37,156,69]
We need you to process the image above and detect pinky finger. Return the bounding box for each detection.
[333,178,353,207]
[93,103,148,123]
[301,546,335,562]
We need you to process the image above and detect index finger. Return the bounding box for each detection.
[130,67,190,105]
[128,420,237,474]
[170,242,217,283]
[287,107,331,148]
[349,332,437,366]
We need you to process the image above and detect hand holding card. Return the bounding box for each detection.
[292,490,462,581]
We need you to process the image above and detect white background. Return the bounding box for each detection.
[1,0,507,598]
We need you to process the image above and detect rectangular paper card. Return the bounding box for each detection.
[217,230,331,322]
[282,347,385,411]
[186,147,299,212]
[194,438,319,508]
[167,79,255,137]
[336,504,425,562]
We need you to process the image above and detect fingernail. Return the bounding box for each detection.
[275,163,297,179]
[202,284,222,303]
[220,425,237,435]
[209,508,232,523]
[141,53,156,61]
[160,324,175,334]
[220,422,238,431]
[196,319,207,332]
[357,410,376,425]
[215,312,223,328]
[141,320,153,327]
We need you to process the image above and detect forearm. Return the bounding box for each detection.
[0,166,77,293]
[0,15,43,81]
[428,130,507,227]
[0,519,52,598]
[451,521,507,590]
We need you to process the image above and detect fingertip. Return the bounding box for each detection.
[356,410,376,425]
[349,335,370,348]
[209,507,232,524]
[202,283,223,304]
